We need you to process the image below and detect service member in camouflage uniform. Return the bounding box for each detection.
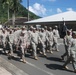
[47,27,54,54]
[18,29,28,63]
[30,28,41,60]
[1,29,8,54]
[39,28,47,56]
[63,31,76,73]
[61,30,72,60]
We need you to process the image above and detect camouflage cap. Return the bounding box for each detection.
[41,28,44,31]
[22,26,25,29]
[55,25,58,28]
[67,30,70,33]
[49,27,52,29]
[44,26,47,29]
[72,31,76,35]
[33,27,36,30]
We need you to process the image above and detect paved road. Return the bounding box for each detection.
[0,39,76,75]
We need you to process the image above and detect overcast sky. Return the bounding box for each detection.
[21,0,76,17]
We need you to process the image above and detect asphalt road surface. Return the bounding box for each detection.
[0,39,76,75]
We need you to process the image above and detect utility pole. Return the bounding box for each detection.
[27,0,29,21]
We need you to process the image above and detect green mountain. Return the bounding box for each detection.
[0,1,40,24]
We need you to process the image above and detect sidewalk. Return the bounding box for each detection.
[0,56,12,75]
[0,48,12,75]
[0,56,28,75]
[0,67,12,75]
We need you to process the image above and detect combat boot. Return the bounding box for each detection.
[50,51,53,54]
[63,66,69,70]
[34,56,38,60]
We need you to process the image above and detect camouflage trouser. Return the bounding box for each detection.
[39,42,46,54]
[52,42,58,50]
[19,46,26,60]
[62,45,71,59]
[2,42,6,52]
[71,51,76,70]
[31,43,37,57]
[45,40,48,50]
[63,52,76,70]
[47,41,53,51]
[8,42,13,55]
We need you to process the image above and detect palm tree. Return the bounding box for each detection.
[27,0,29,21]
[2,0,11,24]
[10,0,22,25]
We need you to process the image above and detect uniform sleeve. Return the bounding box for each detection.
[38,35,42,43]
[46,32,49,42]
[63,36,67,46]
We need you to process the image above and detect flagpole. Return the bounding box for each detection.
[62,17,67,35]
[62,17,64,25]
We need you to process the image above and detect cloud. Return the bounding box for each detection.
[29,3,46,16]
[66,8,73,11]
[57,8,62,13]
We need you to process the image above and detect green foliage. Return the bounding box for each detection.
[0,0,40,24]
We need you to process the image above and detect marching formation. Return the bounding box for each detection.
[0,25,60,62]
[0,25,76,73]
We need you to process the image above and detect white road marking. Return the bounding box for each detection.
[0,57,29,75]
[0,67,12,75]
[0,56,54,75]
[26,61,54,75]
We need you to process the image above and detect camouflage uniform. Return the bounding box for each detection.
[7,30,14,56]
[18,30,28,63]
[39,28,47,56]
[63,35,76,72]
[61,33,72,60]
[1,30,8,53]
[30,28,40,60]
[47,27,54,53]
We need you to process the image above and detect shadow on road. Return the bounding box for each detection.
[45,63,62,70]
[45,63,74,73]
[46,56,63,62]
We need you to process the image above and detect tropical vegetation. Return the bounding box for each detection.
[0,0,40,25]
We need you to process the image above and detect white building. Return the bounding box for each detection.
[25,11,76,30]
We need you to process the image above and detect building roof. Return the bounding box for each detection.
[25,11,76,24]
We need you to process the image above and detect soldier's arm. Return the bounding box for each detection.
[63,36,67,45]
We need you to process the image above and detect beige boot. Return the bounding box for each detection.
[43,53,47,57]
[20,59,23,62]
[39,51,43,54]
[63,66,69,70]
[47,50,50,52]
[34,56,38,60]
[50,51,53,54]
[23,59,27,63]
[56,49,59,52]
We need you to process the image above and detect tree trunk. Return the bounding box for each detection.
[7,4,10,25]
[12,11,15,26]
